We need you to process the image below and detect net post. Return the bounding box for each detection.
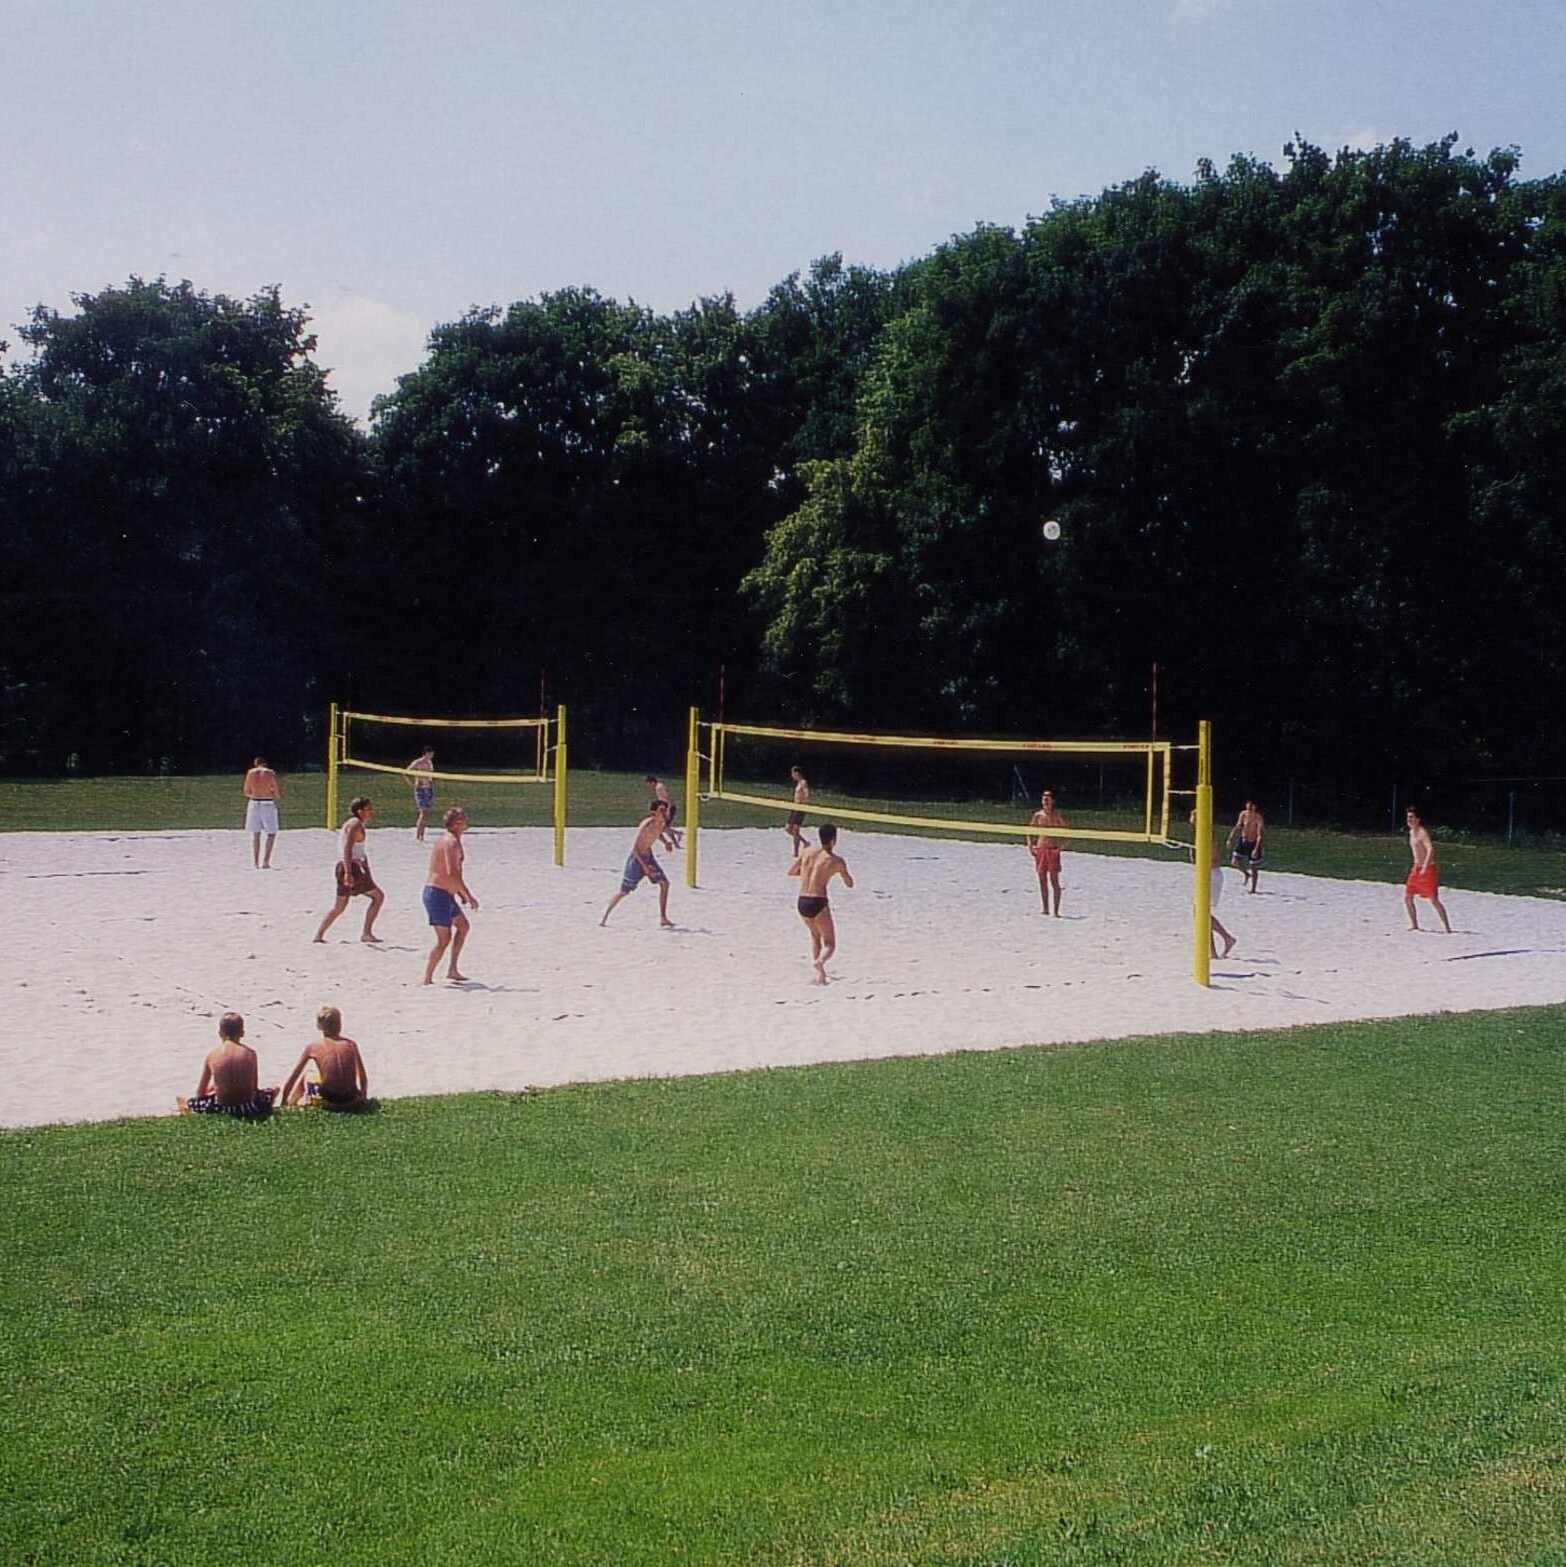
[326,703,340,828]
[1144,747,1154,839]
[1160,745,1172,841]
[685,707,701,887]
[1194,720,1213,987]
[553,705,567,867]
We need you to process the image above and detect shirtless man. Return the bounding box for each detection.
[788,822,853,984]
[280,1005,370,1110]
[242,756,281,868]
[1226,800,1266,893]
[601,802,674,927]
[1026,789,1070,916]
[785,766,811,859]
[1190,808,1236,957]
[644,776,681,850]
[314,796,385,943]
[404,746,436,842]
[423,807,479,984]
[1404,806,1453,933]
[179,1011,278,1119]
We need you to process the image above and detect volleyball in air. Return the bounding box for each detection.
[1042,519,1062,541]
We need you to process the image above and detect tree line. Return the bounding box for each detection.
[2,135,1563,830]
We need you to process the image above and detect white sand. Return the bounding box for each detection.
[2,827,1562,1128]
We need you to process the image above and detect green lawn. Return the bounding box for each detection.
[4,1007,1566,1565]
[2,772,1561,899]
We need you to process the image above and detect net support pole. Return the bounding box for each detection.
[326,703,340,828]
[553,705,567,867]
[685,707,701,888]
[1193,719,1213,988]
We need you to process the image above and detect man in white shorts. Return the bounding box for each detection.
[242,756,281,868]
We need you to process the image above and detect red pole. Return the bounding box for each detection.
[539,670,546,717]
[1151,661,1159,739]
[718,663,726,724]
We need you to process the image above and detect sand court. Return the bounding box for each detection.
[3,826,1563,1128]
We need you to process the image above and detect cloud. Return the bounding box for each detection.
[306,292,430,426]
[1332,123,1390,154]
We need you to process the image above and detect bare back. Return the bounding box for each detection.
[306,1036,365,1098]
[244,766,280,800]
[795,844,849,898]
[205,1042,260,1105]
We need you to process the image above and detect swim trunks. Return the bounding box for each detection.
[1406,863,1440,899]
[620,851,667,894]
[414,785,435,810]
[245,800,279,835]
[1032,842,1062,874]
[423,884,462,926]
[334,860,378,898]
[1208,866,1225,908]
[797,895,829,919]
[1232,838,1261,865]
[786,810,807,829]
[186,1087,276,1120]
[305,1081,362,1110]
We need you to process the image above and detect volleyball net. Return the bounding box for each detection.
[683,711,1217,983]
[326,703,568,864]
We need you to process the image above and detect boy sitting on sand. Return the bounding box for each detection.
[280,1006,371,1111]
[180,1012,279,1119]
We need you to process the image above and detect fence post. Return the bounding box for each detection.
[685,707,700,888]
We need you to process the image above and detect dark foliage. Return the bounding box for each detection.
[2,138,1563,826]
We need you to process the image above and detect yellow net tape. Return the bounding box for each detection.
[714,721,1166,756]
[344,711,546,730]
[341,756,546,786]
[710,788,1164,844]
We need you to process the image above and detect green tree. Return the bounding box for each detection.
[2,277,367,770]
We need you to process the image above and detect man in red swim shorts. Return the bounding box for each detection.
[1027,789,1070,917]
[1403,806,1452,933]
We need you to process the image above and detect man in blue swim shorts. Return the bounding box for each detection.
[404,746,436,841]
[1224,799,1266,894]
[600,803,674,927]
[422,807,479,985]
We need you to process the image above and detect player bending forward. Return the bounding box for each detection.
[601,802,674,927]
[1404,807,1452,934]
[788,822,853,984]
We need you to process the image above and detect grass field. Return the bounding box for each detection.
[1,771,1561,898]
[3,1007,1565,1564]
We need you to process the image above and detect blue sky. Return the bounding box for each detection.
[3,0,1561,422]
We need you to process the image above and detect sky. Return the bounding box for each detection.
[3,0,1562,424]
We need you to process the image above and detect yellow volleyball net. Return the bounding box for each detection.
[326,703,569,865]
[682,710,1216,983]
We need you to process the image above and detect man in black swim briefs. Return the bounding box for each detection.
[787,822,853,984]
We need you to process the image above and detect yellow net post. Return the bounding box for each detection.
[326,703,340,828]
[1193,719,1213,988]
[685,707,701,887]
[553,705,568,866]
